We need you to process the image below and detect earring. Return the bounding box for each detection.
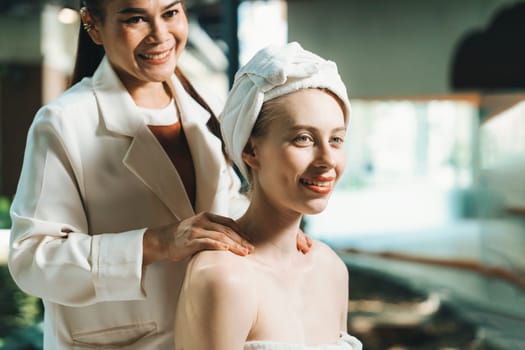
[83,23,94,32]
[79,7,93,32]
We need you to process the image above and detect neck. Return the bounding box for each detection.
[129,81,172,109]
[238,194,303,264]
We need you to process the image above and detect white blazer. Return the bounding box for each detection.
[8,57,247,349]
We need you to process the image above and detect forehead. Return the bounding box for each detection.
[273,89,346,127]
[104,0,182,11]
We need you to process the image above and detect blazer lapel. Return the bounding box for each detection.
[92,57,194,221]
[167,77,227,215]
[123,124,194,221]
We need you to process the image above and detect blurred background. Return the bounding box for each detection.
[0,0,524,349]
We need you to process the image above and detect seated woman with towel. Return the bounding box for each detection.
[174,42,362,350]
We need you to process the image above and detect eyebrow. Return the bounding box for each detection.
[117,0,181,14]
[290,125,347,133]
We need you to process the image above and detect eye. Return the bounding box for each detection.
[124,16,145,24]
[293,134,314,145]
[330,136,345,145]
[163,9,179,18]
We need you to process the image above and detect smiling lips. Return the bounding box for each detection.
[300,176,335,194]
[139,48,173,63]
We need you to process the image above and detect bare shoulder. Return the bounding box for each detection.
[309,240,349,282]
[181,250,257,326]
[188,249,251,274]
[184,250,255,296]
[310,240,347,266]
[177,251,257,349]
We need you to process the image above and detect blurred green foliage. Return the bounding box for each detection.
[0,265,42,334]
[0,196,11,229]
[0,196,43,348]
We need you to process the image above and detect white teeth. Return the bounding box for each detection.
[142,50,170,60]
[301,179,330,187]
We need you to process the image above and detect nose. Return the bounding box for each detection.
[314,142,337,169]
[147,19,169,43]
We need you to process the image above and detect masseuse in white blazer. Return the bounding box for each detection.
[8,0,310,349]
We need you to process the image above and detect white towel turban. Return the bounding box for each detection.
[219,41,351,181]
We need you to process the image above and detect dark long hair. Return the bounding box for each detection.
[175,67,229,160]
[70,0,105,86]
[70,0,228,159]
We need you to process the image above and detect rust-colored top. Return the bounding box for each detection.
[148,122,196,208]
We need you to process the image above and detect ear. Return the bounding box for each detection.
[80,7,103,45]
[241,138,260,171]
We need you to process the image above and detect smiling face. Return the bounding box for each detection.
[243,88,347,215]
[85,0,188,91]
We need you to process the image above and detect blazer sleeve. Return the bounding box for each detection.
[8,106,146,307]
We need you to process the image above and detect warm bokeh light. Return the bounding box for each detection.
[57,7,78,25]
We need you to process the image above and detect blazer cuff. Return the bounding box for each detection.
[92,229,147,301]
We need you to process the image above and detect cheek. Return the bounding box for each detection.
[278,150,311,179]
[176,21,189,36]
[279,147,302,165]
[123,31,143,49]
[335,149,347,178]
[105,29,138,54]
[173,17,189,39]
[258,148,297,178]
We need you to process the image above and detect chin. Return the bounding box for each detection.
[154,64,177,78]
[141,61,177,81]
[301,201,330,215]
